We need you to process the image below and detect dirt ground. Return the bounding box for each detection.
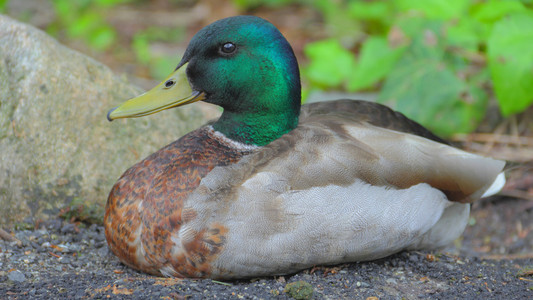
[1,203,532,299]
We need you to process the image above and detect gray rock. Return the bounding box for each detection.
[8,270,26,283]
[0,15,209,226]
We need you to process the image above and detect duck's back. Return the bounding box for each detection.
[303,100,448,144]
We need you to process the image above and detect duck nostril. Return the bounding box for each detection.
[165,80,175,88]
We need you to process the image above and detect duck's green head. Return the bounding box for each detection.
[108,16,301,146]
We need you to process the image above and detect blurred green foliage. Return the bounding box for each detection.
[46,0,132,50]
[4,0,184,80]
[4,0,531,136]
[132,27,185,79]
[294,0,533,136]
[233,0,294,9]
[488,13,533,116]
[0,0,7,13]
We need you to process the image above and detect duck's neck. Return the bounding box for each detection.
[212,102,299,146]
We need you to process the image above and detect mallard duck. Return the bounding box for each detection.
[105,16,505,279]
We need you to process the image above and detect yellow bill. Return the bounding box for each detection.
[107,63,205,121]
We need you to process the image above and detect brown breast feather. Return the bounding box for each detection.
[104,126,251,277]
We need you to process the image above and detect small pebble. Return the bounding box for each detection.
[58,244,70,252]
[69,243,81,252]
[8,270,26,283]
[61,223,77,234]
[60,257,71,264]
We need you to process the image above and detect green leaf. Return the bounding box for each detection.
[447,18,485,51]
[347,36,405,91]
[467,0,527,41]
[67,12,101,38]
[303,39,355,89]
[347,1,394,35]
[95,0,130,6]
[348,1,392,21]
[396,19,446,59]
[378,21,487,136]
[395,0,470,20]
[488,13,533,116]
[379,58,486,136]
[472,0,526,24]
[0,0,9,13]
[52,0,72,18]
[88,26,116,51]
[311,0,363,44]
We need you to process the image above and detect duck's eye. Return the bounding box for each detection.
[164,80,175,88]
[220,42,236,54]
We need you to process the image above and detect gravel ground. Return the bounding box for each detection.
[2,198,533,300]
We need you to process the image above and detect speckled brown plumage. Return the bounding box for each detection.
[104,126,251,277]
